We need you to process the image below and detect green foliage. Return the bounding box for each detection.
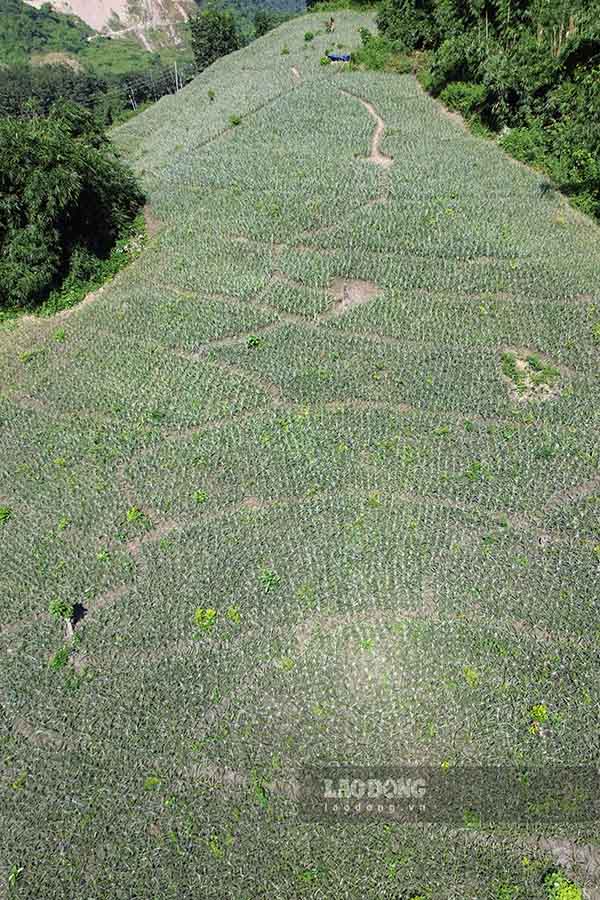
[194,607,217,631]
[254,10,280,38]
[49,646,70,670]
[143,775,161,790]
[530,703,549,723]
[126,506,145,523]
[378,0,600,219]
[304,31,315,42]
[0,506,12,525]
[351,27,411,72]
[377,0,438,50]
[0,0,92,64]
[190,8,241,73]
[48,598,74,622]
[226,605,241,624]
[439,81,488,118]
[259,567,281,592]
[0,102,144,311]
[544,871,583,900]
[229,113,242,126]
[36,213,146,317]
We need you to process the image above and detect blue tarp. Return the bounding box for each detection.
[328,53,351,62]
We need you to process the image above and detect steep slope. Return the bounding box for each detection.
[2,11,600,899]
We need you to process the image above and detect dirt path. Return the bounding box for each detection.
[340,89,393,168]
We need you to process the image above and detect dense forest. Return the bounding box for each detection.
[377,0,600,217]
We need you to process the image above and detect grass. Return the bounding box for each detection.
[0,9,598,899]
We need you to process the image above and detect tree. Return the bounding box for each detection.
[190,7,240,72]
[0,101,144,310]
[254,9,278,38]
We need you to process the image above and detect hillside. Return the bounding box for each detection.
[2,10,600,899]
[20,0,305,49]
[0,0,93,63]
[0,0,192,71]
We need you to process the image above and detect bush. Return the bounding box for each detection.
[427,32,485,95]
[544,871,583,900]
[377,0,437,50]
[190,8,240,73]
[439,81,488,118]
[254,10,279,38]
[351,27,409,72]
[304,31,315,42]
[0,100,144,310]
[500,123,548,169]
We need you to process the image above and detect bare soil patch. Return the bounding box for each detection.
[326,277,381,315]
[339,89,393,168]
[500,346,565,402]
[143,204,163,239]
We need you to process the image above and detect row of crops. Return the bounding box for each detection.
[1,10,598,899]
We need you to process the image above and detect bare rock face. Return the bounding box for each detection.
[24,0,196,47]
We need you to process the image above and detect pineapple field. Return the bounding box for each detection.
[1,11,600,899]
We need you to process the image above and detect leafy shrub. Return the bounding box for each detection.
[427,32,485,95]
[0,506,12,524]
[190,8,240,73]
[500,123,548,168]
[254,10,281,38]
[194,608,217,631]
[351,28,410,72]
[0,100,144,311]
[48,598,74,621]
[377,0,437,50]
[229,113,242,126]
[304,31,315,42]
[439,81,487,118]
[544,871,583,900]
